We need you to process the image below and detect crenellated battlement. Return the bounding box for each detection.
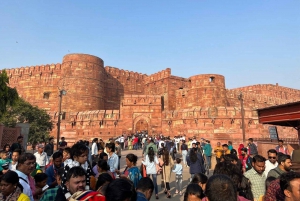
[122,94,161,105]
[144,68,171,84]
[231,84,300,96]
[105,66,147,80]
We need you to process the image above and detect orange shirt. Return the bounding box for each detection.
[214,146,223,158]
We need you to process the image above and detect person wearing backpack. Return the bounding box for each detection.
[186,148,205,182]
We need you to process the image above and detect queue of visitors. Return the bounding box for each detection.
[0,134,298,201]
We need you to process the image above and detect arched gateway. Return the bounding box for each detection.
[133,115,151,134]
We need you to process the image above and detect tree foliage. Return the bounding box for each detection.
[0,98,53,144]
[0,70,19,118]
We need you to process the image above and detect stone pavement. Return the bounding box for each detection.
[119,149,215,201]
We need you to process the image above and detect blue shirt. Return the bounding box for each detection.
[136,192,148,201]
[45,163,64,186]
[203,144,212,157]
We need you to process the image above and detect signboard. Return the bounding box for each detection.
[268,126,279,140]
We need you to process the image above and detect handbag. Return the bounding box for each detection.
[140,164,147,177]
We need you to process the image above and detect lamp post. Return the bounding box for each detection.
[238,92,246,144]
[57,89,66,150]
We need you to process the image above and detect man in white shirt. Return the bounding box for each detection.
[91,138,99,163]
[264,149,278,176]
[34,144,49,172]
[15,153,36,201]
[119,135,125,150]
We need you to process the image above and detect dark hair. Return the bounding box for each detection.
[12,149,21,155]
[100,152,108,160]
[66,166,86,182]
[267,149,277,155]
[49,137,54,142]
[222,144,229,148]
[126,154,138,165]
[191,173,208,185]
[106,178,136,201]
[206,174,237,201]
[136,177,154,192]
[3,144,10,150]
[278,140,284,143]
[223,154,238,164]
[228,141,232,145]
[34,173,48,183]
[70,143,88,160]
[280,171,300,192]
[53,151,63,160]
[1,171,24,191]
[265,177,276,190]
[278,154,291,164]
[96,173,113,190]
[183,183,205,201]
[248,138,253,142]
[93,138,98,143]
[17,136,23,140]
[252,155,266,163]
[63,147,71,154]
[148,147,155,163]
[116,141,120,145]
[189,148,198,163]
[97,159,110,171]
[163,148,169,166]
[17,153,35,165]
[106,143,115,152]
[176,158,181,164]
[56,168,64,180]
[241,147,248,153]
[230,149,237,155]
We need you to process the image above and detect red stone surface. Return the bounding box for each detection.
[3,53,300,146]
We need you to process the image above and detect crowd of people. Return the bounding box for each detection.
[0,133,298,201]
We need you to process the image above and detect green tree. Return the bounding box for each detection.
[0,70,18,118]
[0,98,53,144]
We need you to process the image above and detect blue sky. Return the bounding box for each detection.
[1,1,299,89]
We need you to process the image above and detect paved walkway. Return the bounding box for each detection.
[119,149,214,201]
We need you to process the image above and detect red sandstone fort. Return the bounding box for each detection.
[3,54,300,145]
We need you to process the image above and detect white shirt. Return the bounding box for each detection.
[34,152,49,166]
[119,137,125,143]
[264,160,278,176]
[158,141,165,149]
[9,162,17,171]
[15,170,34,201]
[142,155,159,174]
[91,142,98,155]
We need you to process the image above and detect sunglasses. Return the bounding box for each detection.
[268,156,276,159]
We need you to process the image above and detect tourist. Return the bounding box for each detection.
[141,147,159,199]
[203,140,212,175]
[264,149,278,176]
[91,138,99,163]
[280,171,300,201]
[115,141,122,170]
[9,149,20,171]
[59,137,68,153]
[63,166,88,199]
[97,159,114,179]
[267,154,292,179]
[45,151,63,188]
[222,144,231,155]
[264,176,284,201]
[62,147,71,162]
[119,135,125,150]
[191,173,208,191]
[61,143,92,199]
[187,148,205,181]
[10,136,25,154]
[181,140,188,166]
[183,183,205,201]
[106,178,136,201]
[247,138,258,157]
[241,147,252,172]
[0,170,31,201]
[33,173,48,200]
[276,140,290,155]
[162,147,173,198]
[120,154,142,188]
[106,142,119,177]
[238,144,245,160]
[204,174,237,201]
[34,144,49,172]
[0,151,11,174]
[95,173,113,195]
[40,168,66,201]
[15,153,36,201]
[44,137,54,161]
[214,142,223,164]
[136,177,154,201]
[3,144,11,159]
[144,137,158,155]
[172,158,183,195]
[244,155,266,200]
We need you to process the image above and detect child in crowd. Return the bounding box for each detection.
[172,158,183,195]
[63,147,71,162]
[0,151,11,174]
[34,173,48,200]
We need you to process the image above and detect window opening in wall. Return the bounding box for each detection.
[209,77,215,82]
[61,112,66,120]
[43,92,50,99]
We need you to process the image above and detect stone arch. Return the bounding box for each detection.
[133,115,151,134]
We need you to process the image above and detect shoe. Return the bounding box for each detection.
[179,191,182,196]
[167,193,171,199]
[164,190,167,194]
[156,194,159,199]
